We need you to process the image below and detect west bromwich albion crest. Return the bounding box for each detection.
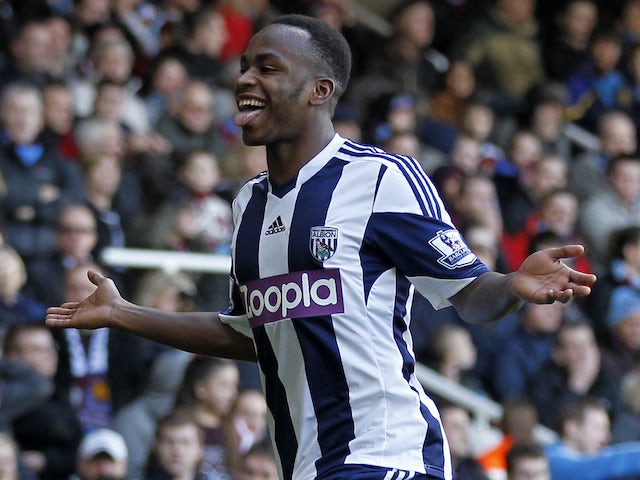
[309,226,339,262]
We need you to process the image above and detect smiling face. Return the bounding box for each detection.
[234,24,321,146]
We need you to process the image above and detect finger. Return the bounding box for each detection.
[60,302,80,309]
[46,306,77,316]
[551,244,585,260]
[570,271,597,286]
[573,285,592,297]
[87,270,106,285]
[546,288,573,304]
[45,316,74,327]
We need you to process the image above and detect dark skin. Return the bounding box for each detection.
[45,22,597,362]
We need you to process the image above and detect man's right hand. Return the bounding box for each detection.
[45,271,124,330]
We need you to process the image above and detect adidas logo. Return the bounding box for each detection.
[265,216,286,235]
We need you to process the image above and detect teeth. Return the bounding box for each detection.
[238,99,266,108]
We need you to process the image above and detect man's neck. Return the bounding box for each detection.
[266,129,336,184]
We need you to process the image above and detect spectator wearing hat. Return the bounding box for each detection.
[71,428,128,480]
[602,285,640,379]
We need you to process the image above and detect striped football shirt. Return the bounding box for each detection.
[220,134,489,480]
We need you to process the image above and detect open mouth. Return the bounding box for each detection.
[235,98,266,127]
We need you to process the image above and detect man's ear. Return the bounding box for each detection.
[310,78,335,106]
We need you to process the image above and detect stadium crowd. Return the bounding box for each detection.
[1,0,640,478]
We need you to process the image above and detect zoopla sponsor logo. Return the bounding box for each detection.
[240,269,344,327]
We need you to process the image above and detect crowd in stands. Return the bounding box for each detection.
[2,0,640,478]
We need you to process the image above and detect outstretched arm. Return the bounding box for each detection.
[45,271,257,361]
[450,245,597,324]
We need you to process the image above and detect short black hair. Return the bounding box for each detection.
[608,225,640,260]
[270,15,352,100]
[506,442,548,474]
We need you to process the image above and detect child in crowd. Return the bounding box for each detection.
[145,149,233,254]
[173,356,239,480]
[228,388,268,472]
[0,245,46,338]
[237,439,279,480]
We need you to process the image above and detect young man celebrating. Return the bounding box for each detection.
[46,15,596,480]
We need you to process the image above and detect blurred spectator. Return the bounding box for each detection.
[0,82,86,264]
[0,431,37,480]
[41,82,78,159]
[142,54,190,126]
[163,7,229,89]
[71,428,128,480]
[363,93,417,144]
[477,397,541,480]
[143,149,233,254]
[0,342,52,434]
[45,15,74,80]
[491,302,566,401]
[505,443,550,480]
[154,79,227,165]
[71,35,150,133]
[427,323,485,396]
[586,225,640,342]
[216,0,260,65]
[619,363,640,441]
[227,388,268,472]
[565,28,633,133]
[578,154,640,269]
[90,79,135,132]
[22,203,104,307]
[432,134,483,211]
[73,115,127,162]
[430,60,477,129]
[5,324,83,480]
[217,142,267,203]
[521,82,573,159]
[440,403,490,480]
[331,103,362,142]
[460,100,507,172]
[0,245,47,338]
[67,0,117,69]
[499,155,570,271]
[494,130,545,236]
[0,18,59,91]
[541,0,599,81]
[528,320,625,430]
[452,174,503,239]
[450,0,545,116]
[504,188,592,275]
[81,150,143,258]
[624,42,640,134]
[544,397,640,479]
[382,130,434,170]
[173,356,239,480]
[130,268,199,366]
[53,263,147,431]
[616,0,640,65]
[603,285,640,378]
[568,110,637,202]
[463,220,512,268]
[111,348,192,480]
[237,439,278,480]
[113,0,167,62]
[144,409,206,480]
[347,0,442,115]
